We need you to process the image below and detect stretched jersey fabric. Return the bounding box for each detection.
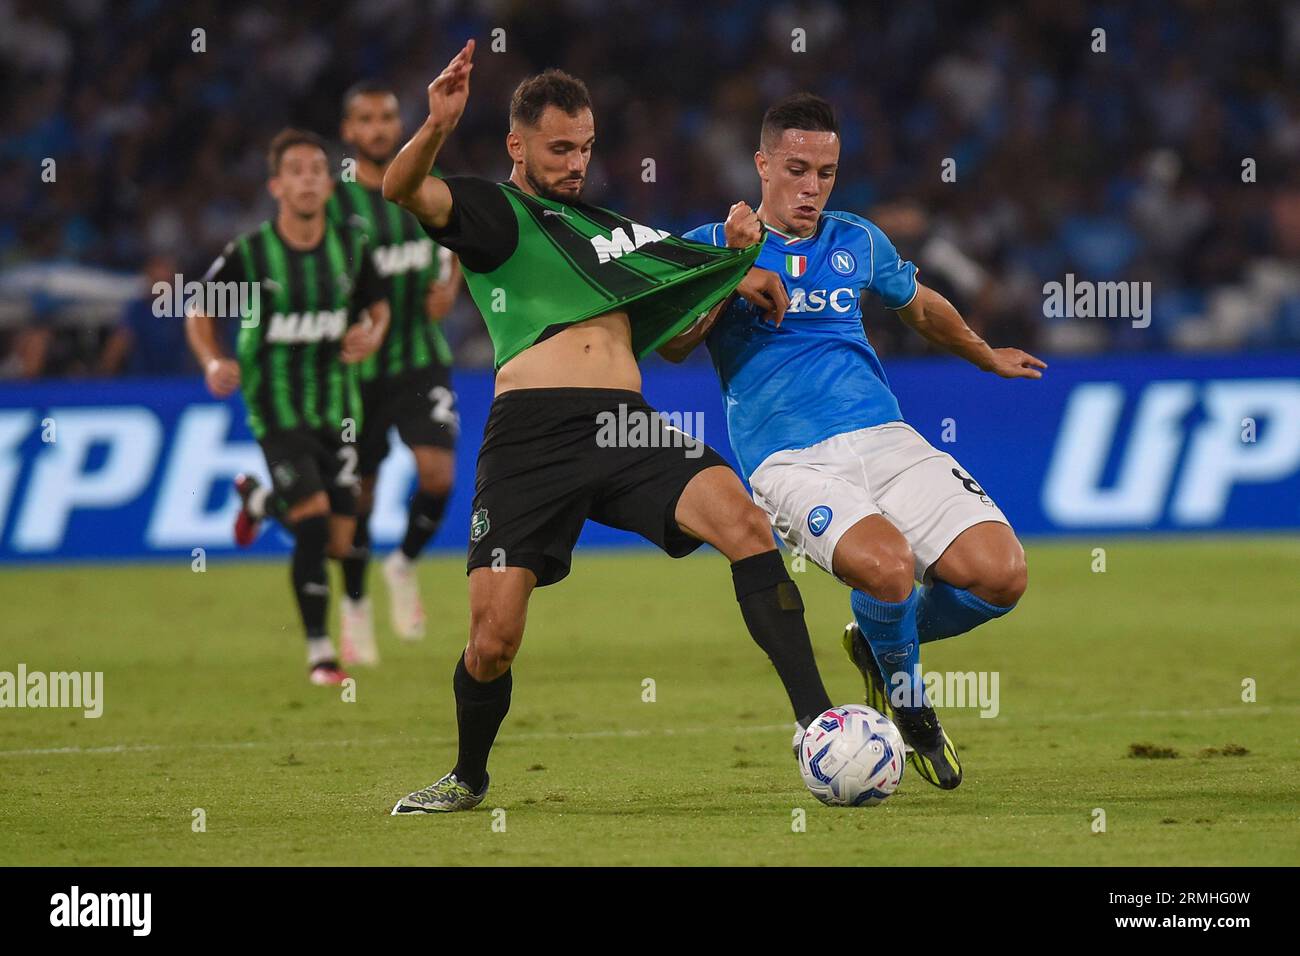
[327,178,454,383]
[683,211,919,478]
[423,177,760,369]
[204,219,384,439]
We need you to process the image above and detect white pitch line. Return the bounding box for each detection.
[0,722,793,758]
[995,704,1295,723]
[0,703,1288,759]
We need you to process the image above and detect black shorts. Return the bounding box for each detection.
[467,387,731,587]
[356,365,458,476]
[259,428,359,515]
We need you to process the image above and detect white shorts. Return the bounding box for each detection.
[749,422,1010,582]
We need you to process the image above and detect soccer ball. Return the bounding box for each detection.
[796,705,905,807]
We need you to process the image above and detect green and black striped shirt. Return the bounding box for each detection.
[204,219,384,440]
[423,177,760,369]
[327,179,454,383]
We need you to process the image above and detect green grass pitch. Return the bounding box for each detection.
[1,537,1296,866]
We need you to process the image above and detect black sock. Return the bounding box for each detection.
[399,490,448,560]
[732,551,832,727]
[341,512,371,601]
[291,515,330,640]
[451,654,512,792]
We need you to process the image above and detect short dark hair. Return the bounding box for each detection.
[760,93,839,150]
[341,79,396,117]
[267,128,328,175]
[509,69,592,128]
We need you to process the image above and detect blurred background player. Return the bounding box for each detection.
[185,128,390,685]
[329,81,464,661]
[673,95,1046,789]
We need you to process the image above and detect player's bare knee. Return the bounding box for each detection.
[980,549,1028,607]
[734,502,775,552]
[416,470,452,497]
[413,449,454,497]
[286,496,329,525]
[467,619,520,677]
[839,540,915,602]
[695,496,774,560]
[467,594,522,663]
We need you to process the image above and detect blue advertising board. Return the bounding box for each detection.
[0,352,1297,563]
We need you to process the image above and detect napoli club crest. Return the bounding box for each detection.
[807,505,833,537]
[829,249,856,276]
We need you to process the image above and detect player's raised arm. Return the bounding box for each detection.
[894,282,1047,379]
[382,39,475,228]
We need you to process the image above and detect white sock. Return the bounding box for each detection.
[248,485,270,519]
[387,550,412,571]
[306,636,335,666]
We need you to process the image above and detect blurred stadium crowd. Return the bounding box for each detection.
[2,0,1299,378]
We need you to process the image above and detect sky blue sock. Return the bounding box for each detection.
[916,580,1015,644]
[849,588,924,709]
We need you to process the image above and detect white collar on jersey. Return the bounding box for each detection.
[761,216,826,245]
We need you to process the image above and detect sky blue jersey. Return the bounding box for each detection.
[683,211,919,478]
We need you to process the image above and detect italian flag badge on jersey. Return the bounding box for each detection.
[785,254,808,277]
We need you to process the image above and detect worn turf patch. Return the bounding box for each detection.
[1199,743,1250,758]
[1128,742,1180,759]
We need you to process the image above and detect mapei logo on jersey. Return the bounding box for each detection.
[1043,379,1300,526]
[265,309,348,344]
[373,238,434,277]
[807,505,833,537]
[590,223,671,264]
[787,287,858,314]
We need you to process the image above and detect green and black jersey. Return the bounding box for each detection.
[327,179,453,383]
[422,177,761,369]
[203,219,385,440]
